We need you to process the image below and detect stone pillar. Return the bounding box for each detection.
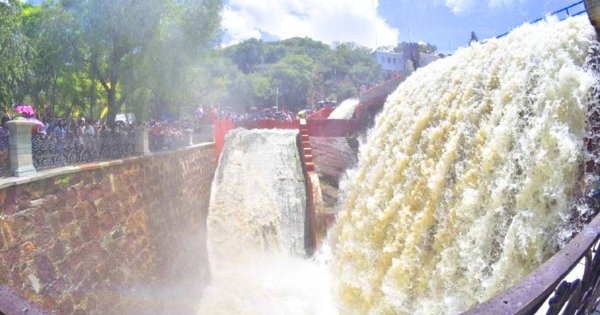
[6,118,36,177]
[135,127,150,156]
[184,129,193,146]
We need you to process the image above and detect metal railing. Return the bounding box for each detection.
[0,130,9,177]
[0,125,213,179]
[149,133,188,152]
[31,133,137,171]
[496,1,586,38]
[464,214,600,314]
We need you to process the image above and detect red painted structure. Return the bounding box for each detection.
[214,119,236,158]
[211,76,404,252]
[359,75,403,110]
[305,119,360,137]
[307,107,334,120]
[213,76,403,159]
[298,119,319,250]
[239,119,300,130]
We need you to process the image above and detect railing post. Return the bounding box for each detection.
[135,127,150,156]
[6,118,36,177]
[585,0,600,39]
[184,129,193,146]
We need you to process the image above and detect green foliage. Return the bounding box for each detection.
[0,0,223,122]
[0,0,388,118]
[389,41,437,54]
[55,175,71,187]
[0,0,27,106]
[218,38,382,111]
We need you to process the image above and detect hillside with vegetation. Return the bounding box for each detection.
[0,0,222,122]
[204,38,383,112]
[0,0,385,119]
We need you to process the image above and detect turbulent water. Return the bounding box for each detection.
[329,98,360,119]
[200,129,336,314]
[207,129,307,259]
[333,16,600,315]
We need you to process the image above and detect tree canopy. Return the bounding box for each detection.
[0,0,222,123]
[1,0,385,119]
[218,38,382,111]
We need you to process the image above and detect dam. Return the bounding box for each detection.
[0,1,599,315]
[201,10,600,315]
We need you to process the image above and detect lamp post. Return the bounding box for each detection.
[275,86,279,110]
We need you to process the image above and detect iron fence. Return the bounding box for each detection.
[496,1,586,39]
[149,133,187,152]
[463,214,600,314]
[32,133,137,171]
[0,129,9,177]
[544,238,600,315]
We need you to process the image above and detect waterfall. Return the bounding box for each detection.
[333,16,600,315]
[329,98,360,120]
[207,129,307,259]
[199,129,336,314]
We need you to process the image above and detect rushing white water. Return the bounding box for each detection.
[329,99,360,119]
[207,129,307,259]
[333,16,600,315]
[200,129,337,314]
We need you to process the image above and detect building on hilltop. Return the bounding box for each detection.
[372,43,440,79]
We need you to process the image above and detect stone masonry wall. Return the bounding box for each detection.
[0,143,217,314]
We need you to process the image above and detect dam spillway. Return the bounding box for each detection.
[333,15,600,315]
[200,129,336,314]
[207,129,308,258]
[198,15,600,315]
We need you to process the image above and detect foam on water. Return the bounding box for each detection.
[329,99,360,120]
[207,129,307,260]
[200,129,338,314]
[333,16,599,314]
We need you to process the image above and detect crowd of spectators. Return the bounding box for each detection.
[40,117,133,138]
[0,115,9,150]
[197,105,297,123]
[0,104,311,149]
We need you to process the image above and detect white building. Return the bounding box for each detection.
[372,44,440,78]
[372,51,404,73]
[419,52,439,67]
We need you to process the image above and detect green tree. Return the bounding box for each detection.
[270,54,314,110]
[64,0,222,123]
[61,0,166,123]
[141,0,222,119]
[20,3,88,116]
[220,38,381,109]
[315,42,381,101]
[224,38,264,73]
[418,42,437,54]
[0,0,26,107]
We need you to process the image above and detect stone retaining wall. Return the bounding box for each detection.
[0,143,217,314]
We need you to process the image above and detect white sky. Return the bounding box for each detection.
[222,0,400,48]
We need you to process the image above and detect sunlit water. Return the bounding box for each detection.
[199,16,600,315]
[329,98,360,119]
[200,129,338,314]
[334,16,600,314]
